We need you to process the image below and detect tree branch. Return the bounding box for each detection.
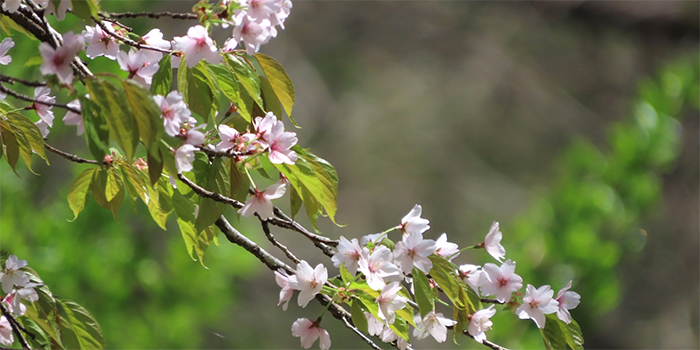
[0,303,31,349]
[260,220,300,264]
[101,11,198,20]
[44,143,100,165]
[94,19,173,55]
[177,173,243,208]
[0,84,81,113]
[0,74,47,87]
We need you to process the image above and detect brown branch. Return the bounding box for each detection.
[260,220,300,264]
[101,11,198,20]
[44,143,99,165]
[0,74,47,87]
[94,19,172,55]
[272,206,339,248]
[464,332,510,350]
[480,298,506,305]
[0,303,30,349]
[177,173,243,208]
[0,84,81,113]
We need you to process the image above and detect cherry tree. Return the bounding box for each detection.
[0,1,584,349]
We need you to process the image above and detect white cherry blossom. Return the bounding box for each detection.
[2,293,26,316]
[266,121,298,164]
[0,255,29,294]
[1,0,20,13]
[62,99,83,135]
[434,233,459,261]
[183,124,206,146]
[32,86,55,130]
[331,237,367,275]
[0,317,12,346]
[274,270,293,311]
[172,25,222,68]
[253,112,277,143]
[517,284,559,329]
[468,306,496,343]
[83,25,119,60]
[365,312,383,336]
[457,264,482,293]
[142,28,171,62]
[175,144,197,172]
[413,311,456,343]
[379,326,409,350]
[0,38,14,65]
[375,281,408,325]
[393,231,436,274]
[238,181,286,220]
[555,281,581,324]
[291,318,331,350]
[45,0,71,20]
[117,50,159,87]
[154,91,191,137]
[483,221,506,262]
[398,204,430,236]
[288,260,327,308]
[232,15,272,55]
[39,31,84,84]
[479,259,523,303]
[358,245,401,290]
[8,283,40,314]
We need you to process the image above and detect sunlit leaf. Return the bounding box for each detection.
[350,300,368,333]
[122,80,164,160]
[80,96,110,162]
[151,54,173,96]
[56,299,106,350]
[412,267,434,319]
[255,53,297,125]
[67,168,95,221]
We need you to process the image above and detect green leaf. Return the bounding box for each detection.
[7,119,37,174]
[80,96,110,162]
[194,157,230,233]
[172,190,216,266]
[84,77,139,161]
[178,60,219,123]
[255,53,296,123]
[351,300,368,333]
[91,166,124,219]
[412,267,434,318]
[209,63,239,107]
[564,319,584,350]
[259,75,283,120]
[56,299,106,350]
[540,315,568,350]
[356,294,410,341]
[122,79,164,160]
[339,264,354,285]
[236,86,256,122]
[151,54,173,96]
[70,0,100,24]
[67,168,95,221]
[22,268,63,348]
[105,167,123,202]
[452,285,470,344]
[428,254,462,307]
[228,158,243,199]
[224,54,263,110]
[0,119,20,175]
[5,111,48,163]
[20,317,51,349]
[289,184,302,219]
[147,148,164,187]
[0,14,39,40]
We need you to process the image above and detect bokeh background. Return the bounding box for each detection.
[1,1,698,349]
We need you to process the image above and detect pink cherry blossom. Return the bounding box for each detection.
[483,221,506,262]
[435,233,459,261]
[398,204,430,236]
[517,285,559,329]
[393,231,436,274]
[274,270,293,311]
[253,112,277,143]
[172,25,222,68]
[32,86,55,128]
[291,318,331,350]
[232,15,272,55]
[413,311,457,343]
[266,121,298,164]
[1,0,20,13]
[154,91,191,137]
[62,99,83,135]
[457,264,482,293]
[0,38,14,65]
[0,255,29,294]
[183,124,206,146]
[555,281,581,324]
[288,260,327,308]
[175,144,197,172]
[331,237,367,275]
[364,312,383,336]
[39,31,84,84]
[468,306,496,343]
[358,246,401,290]
[0,317,12,346]
[142,28,171,62]
[9,283,40,314]
[216,124,240,151]
[375,281,408,325]
[379,326,409,350]
[83,25,119,60]
[117,50,159,87]
[479,259,523,303]
[238,181,286,220]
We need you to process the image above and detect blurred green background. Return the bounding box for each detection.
[1,1,698,349]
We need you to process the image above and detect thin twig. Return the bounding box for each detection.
[0,84,81,113]
[0,303,30,349]
[464,332,511,350]
[0,74,47,87]
[177,173,243,208]
[101,11,198,20]
[272,206,339,247]
[260,220,300,264]
[95,19,172,55]
[480,298,506,305]
[44,143,100,165]
[339,311,384,350]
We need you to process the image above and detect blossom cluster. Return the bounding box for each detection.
[0,255,42,346]
[272,205,581,349]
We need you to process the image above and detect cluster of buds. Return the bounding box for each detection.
[0,255,42,346]
[272,206,581,349]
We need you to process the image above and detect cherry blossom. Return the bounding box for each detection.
[62,99,83,135]
[517,284,559,329]
[375,281,408,325]
[39,31,84,84]
[479,259,523,303]
[8,283,40,314]
[398,205,430,236]
[291,318,331,350]
[0,255,29,294]
[142,28,171,62]
[468,306,496,343]
[266,121,298,164]
[483,221,506,262]
[238,181,286,220]
[555,281,581,324]
[379,327,409,350]
[154,91,191,137]
[31,86,55,137]
[171,25,222,68]
[413,311,457,343]
[183,125,206,146]
[288,260,327,308]
[45,0,71,20]
[364,312,383,336]
[1,0,20,13]
[457,264,482,292]
[274,270,293,311]
[117,50,159,87]
[232,15,272,55]
[175,144,197,172]
[83,25,119,60]
[358,245,401,290]
[393,231,436,274]
[434,233,459,261]
[2,293,26,316]
[0,317,12,346]
[253,112,277,143]
[359,233,383,246]
[0,38,14,65]
[331,237,367,275]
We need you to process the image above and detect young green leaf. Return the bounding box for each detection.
[259,75,283,120]
[151,54,173,96]
[5,111,48,163]
[194,157,230,233]
[105,167,124,202]
[56,299,106,350]
[70,0,100,24]
[67,168,95,221]
[412,267,434,319]
[255,53,296,123]
[122,80,164,160]
[79,96,110,162]
[350,300,368,333]
[0,119,20,175]
[224,54,264,110]
[209,63,239,106]
[540,315,568,350]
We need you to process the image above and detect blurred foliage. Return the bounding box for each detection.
[489,56,699,349]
